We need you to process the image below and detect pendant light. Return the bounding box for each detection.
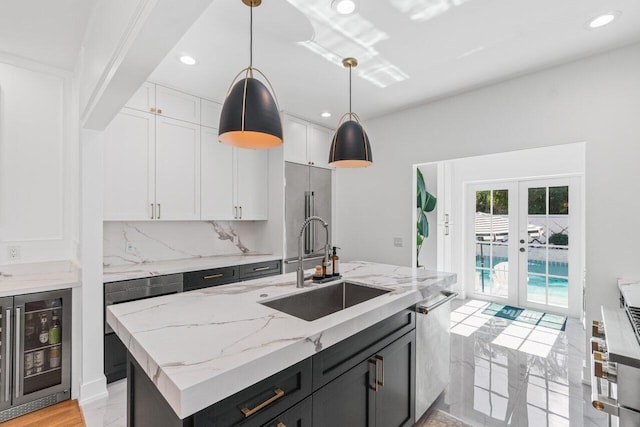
[218,0,283,149]
[328,57,373,168]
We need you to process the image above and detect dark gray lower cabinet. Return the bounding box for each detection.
[126,311,415,427]
[312,331,415,427]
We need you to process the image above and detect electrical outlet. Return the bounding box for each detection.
[8,246,20,260]
[393,237,403,248]
[125,242,136,254]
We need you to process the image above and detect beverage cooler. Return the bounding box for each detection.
[0,289,71,422]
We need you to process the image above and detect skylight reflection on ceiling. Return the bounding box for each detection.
[390,0,473,22]
[286,0,409,88]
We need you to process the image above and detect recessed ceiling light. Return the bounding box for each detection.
[332,0,359,15]
[179,55,197,65]
[587,12,619,29]
[321,112,332,118]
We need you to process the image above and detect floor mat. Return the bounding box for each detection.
[482,303,567,330]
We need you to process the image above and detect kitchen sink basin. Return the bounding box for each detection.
[260,281,391,321]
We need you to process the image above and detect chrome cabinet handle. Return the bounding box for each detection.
[239,206,242,219]
[234,206,238,219]
[5,308,11,402]
[157,203,161,219]
[254,266,270,272]
[151,203,155,219]
[240,388,284,417]
[203,274,224,280]
[15,307,21,399]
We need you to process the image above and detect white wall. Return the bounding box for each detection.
[0,55,77,264]
[336,42,640,346]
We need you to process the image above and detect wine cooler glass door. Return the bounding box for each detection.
[0,297,13,411]
[13,290,71,406]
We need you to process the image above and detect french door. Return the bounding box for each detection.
[466,176,582,317]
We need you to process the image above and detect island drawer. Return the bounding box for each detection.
[312,309,415,390]
[263,396,312,427]
[239,260,282,281]
[193,358,312,427]
[183,266,238,291]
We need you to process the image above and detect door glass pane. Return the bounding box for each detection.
[526,186,569,308]
[475,189,509,298]
[23,298,63,395]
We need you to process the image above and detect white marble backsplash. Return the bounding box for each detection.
[103,221,270,267]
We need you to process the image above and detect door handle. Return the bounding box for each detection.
[239,206,242,219]
[157,203,161,219]
[5,308,11,402]
[151,203,155,220]
[15,307,21,399]
[234,206,238,219]
[240,388,284,417]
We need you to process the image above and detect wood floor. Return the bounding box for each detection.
[1,400,85,427]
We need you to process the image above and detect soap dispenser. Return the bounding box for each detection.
[331,246,340,276]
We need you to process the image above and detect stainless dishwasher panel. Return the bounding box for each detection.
[415,291,457,421]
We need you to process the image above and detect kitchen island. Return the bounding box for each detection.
[106,261,456,426]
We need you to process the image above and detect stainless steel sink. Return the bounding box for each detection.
[260,281,391,321]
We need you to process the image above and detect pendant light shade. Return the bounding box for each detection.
[218,0,282,149]
[329,57,373,167]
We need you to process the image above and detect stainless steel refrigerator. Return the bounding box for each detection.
[0,289,71,422]
[284,162,332,273]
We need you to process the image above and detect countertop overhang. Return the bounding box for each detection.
[106,261,456,418]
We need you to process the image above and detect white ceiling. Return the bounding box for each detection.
[150,0,640,125]
[0,0,97,70]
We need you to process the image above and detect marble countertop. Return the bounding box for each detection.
[0,260,80,297]
[107,261,456,419]
[601,306,640,369]
[103,254,281,282]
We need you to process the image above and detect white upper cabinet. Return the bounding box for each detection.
[283,114,333,169]
[125,83,201,124]
[125,82,156,114]
[235,148,268,220]
[201,127,234,220]
[201,99,223,129]
[201,127,269,221]
[104,110,201,221]
[155,116,201,220]
[103,108,156,221]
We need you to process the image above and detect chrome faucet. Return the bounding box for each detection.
[297,216,330,288]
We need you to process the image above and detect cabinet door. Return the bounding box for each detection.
[104,108,156,220]
[307,125,332,169]
[235,148,268,220]
[125,82,156,113]
[201,127,234,220]
[373,331,416,427]
[156,85,201,124]
[283,115,308,165]
[155,116,201,220]
[312,358,374,427]
[201,99,222,129]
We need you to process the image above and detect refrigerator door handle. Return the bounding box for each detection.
[311,191,316,253]
[14,306,22,399]
[5,308,11,402]
[304,191,311,254]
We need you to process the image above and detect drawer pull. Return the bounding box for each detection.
[203,273,224,280]
[254,266,271,272]
[369,359,379,391]
[241,388,284,417]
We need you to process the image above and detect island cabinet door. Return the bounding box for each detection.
[312,358,374,427]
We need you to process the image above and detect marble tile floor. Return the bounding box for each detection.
[80,299,609,427]
[432,298,609,426]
